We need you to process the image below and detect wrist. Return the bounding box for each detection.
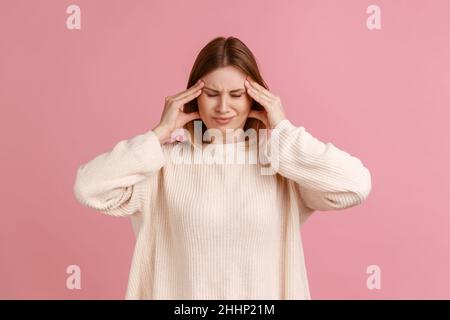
[270,116,288,129]
[152,125,171,144]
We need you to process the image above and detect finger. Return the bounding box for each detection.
[246,85,271,109]
[245,80,274,102]
[176,79,204,99]
[175,88,203,108]
[245,77,275,99]
[172,80,204,101]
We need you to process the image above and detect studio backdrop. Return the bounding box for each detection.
[1,0,449,299]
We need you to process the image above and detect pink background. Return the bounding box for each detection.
[1,0,449,299]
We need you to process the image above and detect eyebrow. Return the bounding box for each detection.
[203,86,246,93]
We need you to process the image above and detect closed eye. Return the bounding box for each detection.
[206,94,242,98]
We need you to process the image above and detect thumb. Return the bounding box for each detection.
[185,111,201,123]
[248,110,269,128]
[179,111,201,128]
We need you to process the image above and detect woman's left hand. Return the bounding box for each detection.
[245,76,287,129]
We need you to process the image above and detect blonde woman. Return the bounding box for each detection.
[73,36,372,300]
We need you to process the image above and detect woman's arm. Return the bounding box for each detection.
[73,129,166,217]
[267,119,372,211]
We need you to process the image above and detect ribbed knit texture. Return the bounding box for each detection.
[73,119,372,300]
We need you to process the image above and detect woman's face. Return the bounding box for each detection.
[197,66,253,139]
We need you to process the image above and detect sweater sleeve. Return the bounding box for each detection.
[73,129,166,217]
[266,119,372,211]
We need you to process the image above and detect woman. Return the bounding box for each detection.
[73,36,372,299]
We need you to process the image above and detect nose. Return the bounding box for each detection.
[216,95,230,114]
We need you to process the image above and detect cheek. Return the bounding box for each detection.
[237,99,252,113]
[197,97,210,114]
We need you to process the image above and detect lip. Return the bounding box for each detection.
[213,117,234,124]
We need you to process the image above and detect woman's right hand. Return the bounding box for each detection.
[153,80,204,143]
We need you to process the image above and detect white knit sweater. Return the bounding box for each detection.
[73,119,371,299]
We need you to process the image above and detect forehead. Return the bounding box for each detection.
[201,66,246,91]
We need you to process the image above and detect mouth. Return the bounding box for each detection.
[213,117,234,124]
